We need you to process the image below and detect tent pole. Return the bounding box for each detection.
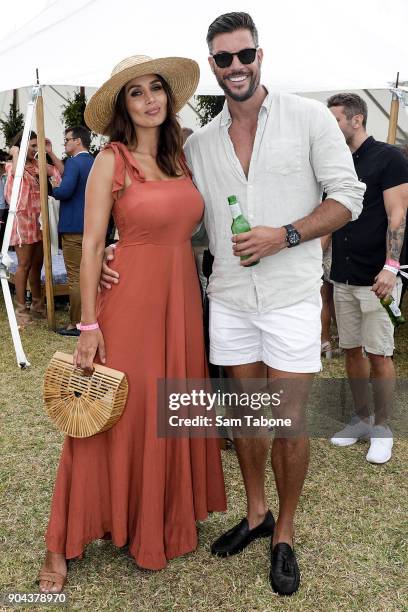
[36,90,56,329]
[387,73,400,144]
[363,89,408,142]
[0,85,39,368]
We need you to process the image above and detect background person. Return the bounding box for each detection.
[5,131,61,327]
[320,234,340,358]
[52,126,94,336]
[328,93,408,464]
[0,149,8,246]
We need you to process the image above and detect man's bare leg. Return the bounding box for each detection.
[367,353,396,425]
[225,361,270,529]
[345,347,371,420]
[268,369,313,547]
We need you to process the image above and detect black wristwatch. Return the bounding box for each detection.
[284,224,301,248]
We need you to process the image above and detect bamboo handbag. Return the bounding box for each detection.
[43,351,128,438]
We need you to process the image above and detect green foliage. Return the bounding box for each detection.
[61,90,87,129]
[196,95,225,127]
[61,90,100,156]
[0,103,25,146]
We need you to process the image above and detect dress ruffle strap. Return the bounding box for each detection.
[179,153,192,179]
[103,142,146,200]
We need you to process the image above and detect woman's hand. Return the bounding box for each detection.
[73,329,106,375]
[9,146,19,157]
[45,138,53,155]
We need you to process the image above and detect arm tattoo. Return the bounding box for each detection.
[386,212,407,261]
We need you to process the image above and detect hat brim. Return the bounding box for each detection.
[84,57,200,135]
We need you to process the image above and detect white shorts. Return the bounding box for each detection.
[209,294,322,373]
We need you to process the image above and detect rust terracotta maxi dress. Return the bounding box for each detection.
[45,142,226,570]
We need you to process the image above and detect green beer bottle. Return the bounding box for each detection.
[228,195,259,266]
[380,295,406,327]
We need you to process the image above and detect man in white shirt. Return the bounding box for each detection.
[184,12,364,596]
[101,11,364,596]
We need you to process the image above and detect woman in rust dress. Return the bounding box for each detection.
[39,55,226,593]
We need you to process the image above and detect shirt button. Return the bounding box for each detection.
[346,256,350,261]
[344,237,348,241]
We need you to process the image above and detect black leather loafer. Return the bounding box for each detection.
[211,510,275,557]
[269,542,300,596]
[56,327,80,337]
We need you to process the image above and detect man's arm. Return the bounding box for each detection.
[233,101,365,265]
[371,183,408,298]
[384,183,408,261]
[232,198,351,264]
[292,198,351,240]
[52,159,79,200]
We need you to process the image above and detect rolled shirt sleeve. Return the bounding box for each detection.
[309,102,365,220]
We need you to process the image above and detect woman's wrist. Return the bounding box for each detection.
[80,314,98,325]
[77,321,99,331]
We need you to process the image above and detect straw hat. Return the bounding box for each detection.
[84,55,200,135]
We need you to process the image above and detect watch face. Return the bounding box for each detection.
[286,227,300,246]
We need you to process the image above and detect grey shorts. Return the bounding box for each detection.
[333,280,402,356]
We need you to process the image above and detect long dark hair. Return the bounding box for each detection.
[105,75,184,177]
[11,130,37,148]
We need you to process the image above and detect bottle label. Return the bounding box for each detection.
[229,203,242,219]
[389,300,402,317]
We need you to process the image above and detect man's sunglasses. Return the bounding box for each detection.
[211,48,258,69]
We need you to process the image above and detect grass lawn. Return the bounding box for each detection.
[1,296,407,611]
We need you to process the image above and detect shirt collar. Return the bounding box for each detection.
[220,85,271,128]
[74,150,89,157]
[352,135,375,158]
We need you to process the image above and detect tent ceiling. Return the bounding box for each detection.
[0,0,407,94]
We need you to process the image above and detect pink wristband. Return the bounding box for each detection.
[385,259,400,269]
[76,322,100,331]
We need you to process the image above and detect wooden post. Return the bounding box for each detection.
[387,73,400,145]
[12,89,18,112]
[36,91,55,329]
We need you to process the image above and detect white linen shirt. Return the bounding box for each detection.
[184,90,365,313]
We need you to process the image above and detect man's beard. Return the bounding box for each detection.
[215,70,260,102]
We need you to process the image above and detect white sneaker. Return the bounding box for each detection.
[366,426,393,464]
[330,415,374,447]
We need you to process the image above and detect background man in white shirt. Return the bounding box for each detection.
[101,12,364,596]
